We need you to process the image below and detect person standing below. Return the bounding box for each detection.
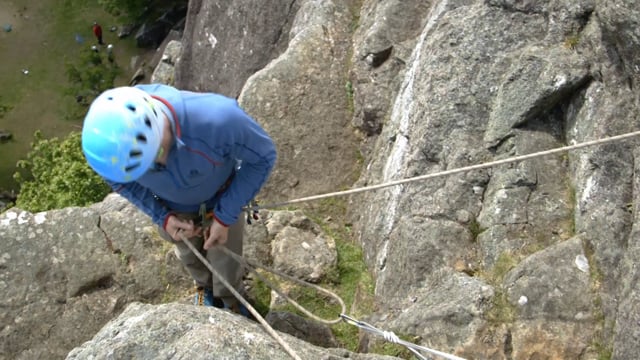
[81,85,277,317]
[106,44,114,63]
[92,22,104,45]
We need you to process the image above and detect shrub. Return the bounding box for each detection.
[0,99,10,118]
[13,131,111,212]
[98,0,151,23]
[65,46,121,111]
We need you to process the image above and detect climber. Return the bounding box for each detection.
[92,22,104,45]
[81,85,276,318]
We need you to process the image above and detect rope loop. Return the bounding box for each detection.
[179,233,303,360]
[218,246,346,325]
[340,314,467,360]
[382,330,400,343]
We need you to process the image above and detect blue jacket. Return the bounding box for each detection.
[109,84,276,228]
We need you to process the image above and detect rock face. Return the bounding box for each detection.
[0,195,193,360]
[238,0,361,204]
[269,210,337,283]
[175,0,299,98]
[150,39,183,85]
[349,0,640,358]
[4,0,640,358]
[0,196,342,360]
[0,129,11,142]
[66,302,396,360]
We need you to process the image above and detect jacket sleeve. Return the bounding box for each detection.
[107,180,173,228]
[211,102,276,226]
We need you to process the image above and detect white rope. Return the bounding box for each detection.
[250,130,640,210]
[218,246,346,325]
[340,314,466,360]
[186,129,640,358]
[178,233,303,360]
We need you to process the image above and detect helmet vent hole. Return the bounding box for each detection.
[144,116,152,128]
[130,149,143,158]
[126,104,136,112]
[125,163,140,172]
[136,134,147,143]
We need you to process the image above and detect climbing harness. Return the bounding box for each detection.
[183,130,640,359]
[245,199,260,224]
[198,203,214,227]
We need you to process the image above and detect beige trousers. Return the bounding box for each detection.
[158,212,244,303]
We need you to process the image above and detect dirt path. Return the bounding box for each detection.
[0,2,21,26]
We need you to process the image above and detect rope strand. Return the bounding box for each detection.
[340,314,466,360]
[250,130,640,210]
[178,233,303,360]
[182,130,640,359]
[219,246,346,324]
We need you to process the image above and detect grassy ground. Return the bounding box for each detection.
[0,0,145,193]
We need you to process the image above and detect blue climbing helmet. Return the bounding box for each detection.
[81,86,163,183]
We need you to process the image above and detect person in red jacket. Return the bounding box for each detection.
[92,22,104,45]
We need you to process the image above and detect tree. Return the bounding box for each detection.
[98,0,152,23]
[13,131,111,212]
[65,46,121,112]
[98,0,188,23]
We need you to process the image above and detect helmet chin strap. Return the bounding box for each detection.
[155,114,173,164]
[156,146,164,161]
